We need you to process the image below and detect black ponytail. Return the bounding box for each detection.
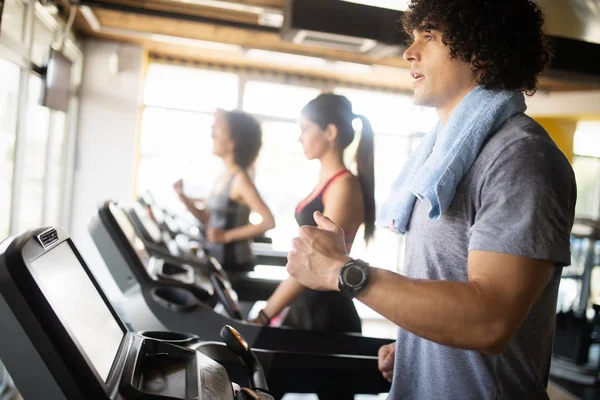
[302,93,375,243]
[355,115,375,243]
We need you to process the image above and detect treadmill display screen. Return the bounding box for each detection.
[30,242,125,382]
[109,202,151,265]
[133,202,163,244]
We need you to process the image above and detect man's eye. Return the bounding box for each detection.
[425,35,434,42]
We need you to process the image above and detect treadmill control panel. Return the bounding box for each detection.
[0,227,244,400]
[200,354,233,400]
[121,335,235,400]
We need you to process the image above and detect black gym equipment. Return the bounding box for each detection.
[551,218,600,385]
[127,197,285,302]
[89,201,393,360]
[0,227,390,399]
[136,191,288,268]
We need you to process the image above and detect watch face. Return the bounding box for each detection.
[343,265,365,287]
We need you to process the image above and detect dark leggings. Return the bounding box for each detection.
[278,290,362,400]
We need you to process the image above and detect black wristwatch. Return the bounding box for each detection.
[338,258,370,299]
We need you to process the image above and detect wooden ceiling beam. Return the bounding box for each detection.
[124,0,285,9]
[78,0,277,32]
[84,28,414,91]
[93,8,410,68]
[83,0,262,25]
[223,0,284,7]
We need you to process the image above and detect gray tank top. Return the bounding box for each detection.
[205,172,253,270]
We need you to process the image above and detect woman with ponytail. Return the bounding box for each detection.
[254,93,375,340]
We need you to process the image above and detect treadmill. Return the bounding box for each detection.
[126,199,281,302]
[88,201,393,358]
[136,192,289,268]
[0,227,390,398]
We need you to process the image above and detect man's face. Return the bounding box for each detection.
[403,27,479,119]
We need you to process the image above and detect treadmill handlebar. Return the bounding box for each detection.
[221,325,270,394]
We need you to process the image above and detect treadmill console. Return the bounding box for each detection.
[0,227,246,400]
[91,202,214,299]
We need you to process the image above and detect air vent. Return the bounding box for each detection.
[36,228,59,249]
[367,43,405,59]
[282,0,407,54]
[291,30,377,53]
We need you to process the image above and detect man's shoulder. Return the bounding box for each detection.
[483,113,551,153]
[477,113,570,172]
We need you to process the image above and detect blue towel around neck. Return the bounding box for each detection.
[376,86,527,234]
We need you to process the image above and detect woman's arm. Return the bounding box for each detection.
[259,277,305,321]
[213,171,276,243]
[173,179,209,224]
[255,175,362,324]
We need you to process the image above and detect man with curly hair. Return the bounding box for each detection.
[284,0,576,399]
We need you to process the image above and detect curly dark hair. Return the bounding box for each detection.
[401,0,552,95]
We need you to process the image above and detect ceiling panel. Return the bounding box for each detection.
[92,8,409,67]
[95,0,262,25]
[92,0,258,25]
[64,0,600,92]
[536,0,600,45]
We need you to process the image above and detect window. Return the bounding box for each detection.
[348,133,413,273]
[334,87,409,134]
[144,64,238,112]
[243,81,320,119]
[31,14,55,67]
[43,111,67,226]
[573,157,600,219]
[140,65,241,214]
[254,121,319,249]
[0,1,83,240]
[335,86,438,134]
[14,74,51,232]
[574,121,600,158]
[137,107,221,210]
[0,60,20,238]
[1,0,27,44]
[573,121,600,219]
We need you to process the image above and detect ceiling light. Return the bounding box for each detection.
[180,0,280,15]
[258,12,284,27]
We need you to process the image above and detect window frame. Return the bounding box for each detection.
[1,0,83,235]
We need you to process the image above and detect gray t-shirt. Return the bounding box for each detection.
[389,114,576,400]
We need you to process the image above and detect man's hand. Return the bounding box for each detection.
[207,227,229,244]
[286,211,350,291]
[378,342,396,382]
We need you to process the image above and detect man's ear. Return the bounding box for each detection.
[324,123,339,143]
[471,56,487,76]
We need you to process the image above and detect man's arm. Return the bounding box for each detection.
[287,212,555,355]
[357,251,554,354]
